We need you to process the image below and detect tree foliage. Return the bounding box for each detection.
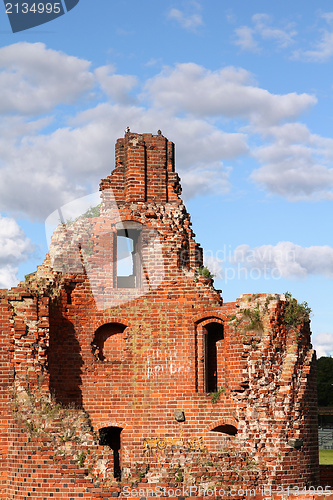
[283,291,311,327]
[317,356,333,407]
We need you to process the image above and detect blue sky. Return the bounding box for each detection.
[0,0,333,356]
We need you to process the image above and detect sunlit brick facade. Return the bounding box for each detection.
[0,132,319,498]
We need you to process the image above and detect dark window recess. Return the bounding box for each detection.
[91,323,126,361]
[117,228,141,288]
[99,426,123,479]
[211,424,238,436]
[65,283,75,305]
[205,323,224,393]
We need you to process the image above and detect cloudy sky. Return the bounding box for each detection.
[0,0,332,357]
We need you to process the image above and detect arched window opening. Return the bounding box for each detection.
[211,424,238,436]
[205,322,224,393]
[116,222,142,288]
[99,426,123,479]
[91,323,126,362]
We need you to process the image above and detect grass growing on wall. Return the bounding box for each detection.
[319,449,333,464]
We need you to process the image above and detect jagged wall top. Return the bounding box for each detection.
[99,131,182,204]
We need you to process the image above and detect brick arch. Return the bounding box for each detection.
[80,312,131,350]
[194,316,226,393]
[91,321,129,362]
[197,317,224,328]
[206,417,238,433]
[81,316,131,354]
[115,219,143,229]
[193,312,228,324]
[94,316,131,331]
[114,218,163,235]
[100,420,131,431]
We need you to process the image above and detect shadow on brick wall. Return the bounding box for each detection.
[48,316,83,407]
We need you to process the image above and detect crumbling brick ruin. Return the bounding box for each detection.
[0,131,319,498]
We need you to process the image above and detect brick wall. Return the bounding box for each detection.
[0,132,320,496]
[0,295,12,498]
[320,466,333,487]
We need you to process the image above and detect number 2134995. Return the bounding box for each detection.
[5,3,61,14]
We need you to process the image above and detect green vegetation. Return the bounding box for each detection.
[241,303,264,333]
[209,387,225,404]
[175,466,184,482]
[231,303,264,335]
[77,452,86,467]
[263,294,275,310]
[319,449,333,464]
[196,266,215,279]
[230,292,311,337]
[62,204,101,225]
[317,356,333,407]
[24,272,36,281]
[283,291,311,327]
[83,239,94,256]
[80,204,101,219]
[135,462,150,481]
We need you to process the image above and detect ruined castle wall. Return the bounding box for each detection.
[0,293,12,498]
[8,273,319,491]
[0,132,320,496]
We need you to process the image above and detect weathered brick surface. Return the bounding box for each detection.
[0,132,320,497]
[320,465,333,487]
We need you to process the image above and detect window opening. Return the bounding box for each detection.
[91,323,126,362]
[99,426,123,479]
[211,424,237,436]
[65,283,75,305]
[117,228,141,288]
[205,322,224,393]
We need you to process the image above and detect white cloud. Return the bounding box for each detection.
[0,43,327,216]
[313,332,333,358]
[231,242,333,279]
[181,163,231,199]
[0,42,94,114]
[321,12,333,24]
[292,12,333,62]
[144,63,316,126]
[143,63,326,203]
[0,98,247,218]
[167,4,203,32]
[297,31,333,62]
[0,215,34,264]
[234,13,296,53]
[0,216,34,288]
[0,121,113,219]
[252,14,297,48]
[203,255,223,279]
[251,123,333,200]
[234,26,259,52]
[70,104,247,197]
[167,118,248,167]
[0,265,20,290]
[95,65,138,104]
